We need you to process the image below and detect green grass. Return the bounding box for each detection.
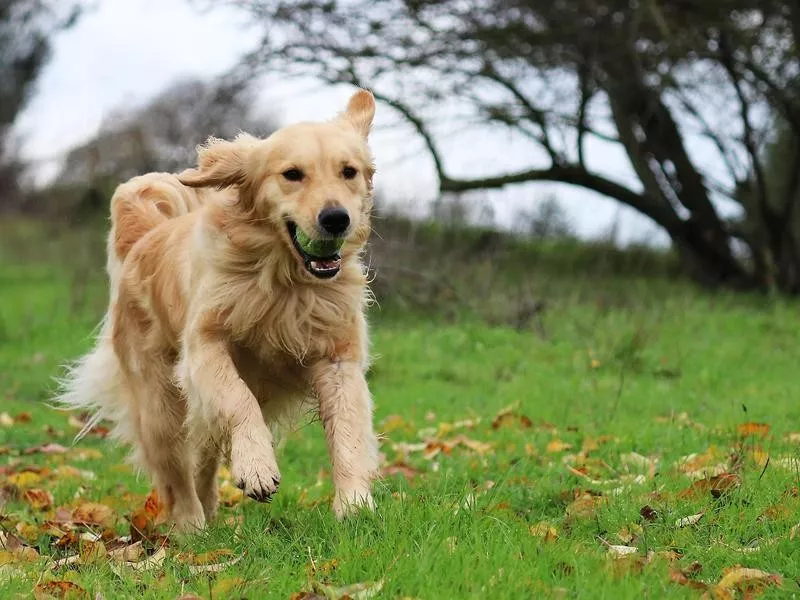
[2,220,800,598]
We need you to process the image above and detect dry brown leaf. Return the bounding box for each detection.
[669,566,709,592]
[639,505,659,522]
[78,540,106,564]
[737,422,770,438]
[111,546,167,574]
[108,541,143,563]
[33,581,88,600]
[676,447,727,478]
[381,462,422,481]
[23,488,54,511]
[491,406,532,430]
[716,566,782,594]
[24,443,68,455]
[72,502,114,528]
[565,492,606,519]
[678,473,740,499]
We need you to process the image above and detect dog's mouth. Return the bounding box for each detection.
[286,221,343,279]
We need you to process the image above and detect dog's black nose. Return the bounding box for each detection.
[318,206,350,236]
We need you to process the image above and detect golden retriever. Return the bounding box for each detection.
[58,90,380,530]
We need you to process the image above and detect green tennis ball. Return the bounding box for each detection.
[294,227,345,257]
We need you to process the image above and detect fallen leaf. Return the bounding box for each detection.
[678,473,740,499]
[175,549,243,574]
[737,422,770,438]
[379,414,412,434]
[24,443,68,455]
[23,488,54,511]
[785,432,800,444]
[381,462,422,481]
[111,546,166,574]
[639,505,659,522]
[669,565,709,592]
[675,512,704,528]
[298,579,384,600]
[8,471,42,489]
[108,541,144,563]
[529,522,558,542]
[491,406,532,430]
[0,413,13,427]
[606,544,638,557]
[716,566,782,594]
[78,540,106,564]
[218,480,244,507]
[212,576,247,597]
[565,492,606,519]
[547,439,572,453]
[72,502,114,528]
[33,581,88,599]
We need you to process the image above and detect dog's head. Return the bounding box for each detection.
[179,89,376,281]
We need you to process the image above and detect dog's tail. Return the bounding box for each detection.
[107,173,203,282]
[54,315,127,441]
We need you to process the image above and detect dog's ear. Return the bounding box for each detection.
[339,89,376,139]
[178,135,254,189]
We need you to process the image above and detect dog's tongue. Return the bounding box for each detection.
[310,258,340,271]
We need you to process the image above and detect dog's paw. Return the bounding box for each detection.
[172,501,207,534]
[333,488,375,519]
[231,441,281,502]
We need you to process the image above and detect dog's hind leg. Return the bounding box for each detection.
[194,438,221,521]
[127,359,206,532]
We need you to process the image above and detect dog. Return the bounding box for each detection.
[58,89,380,530]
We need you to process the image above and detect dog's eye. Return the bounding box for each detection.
[342,166,358,180]
[282,168,304,182]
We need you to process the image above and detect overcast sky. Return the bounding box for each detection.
[16,0,675,244]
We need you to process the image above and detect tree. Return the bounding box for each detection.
[31,78,276,217]
[0,0,82,210]
[225,0,800,292]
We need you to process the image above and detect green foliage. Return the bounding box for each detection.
[3,219,800,597]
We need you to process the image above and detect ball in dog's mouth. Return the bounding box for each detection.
[287,221,345,279]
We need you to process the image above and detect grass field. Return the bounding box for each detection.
[2,220,800,599]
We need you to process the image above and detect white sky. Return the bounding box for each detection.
[16,0,676,244]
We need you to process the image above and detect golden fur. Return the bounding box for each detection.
[58,90,380,529]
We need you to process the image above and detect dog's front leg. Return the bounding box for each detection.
[181,323,281,503]
[311,359,379,518]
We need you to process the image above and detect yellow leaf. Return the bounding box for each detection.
[547,439,572,453]
[8,471,41,489]
[717,567,782,592]
[212,576,247,597]
[529,522,558,542]
[380,414,412,434]
[0,413,13,427]
[219,480,244,507]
